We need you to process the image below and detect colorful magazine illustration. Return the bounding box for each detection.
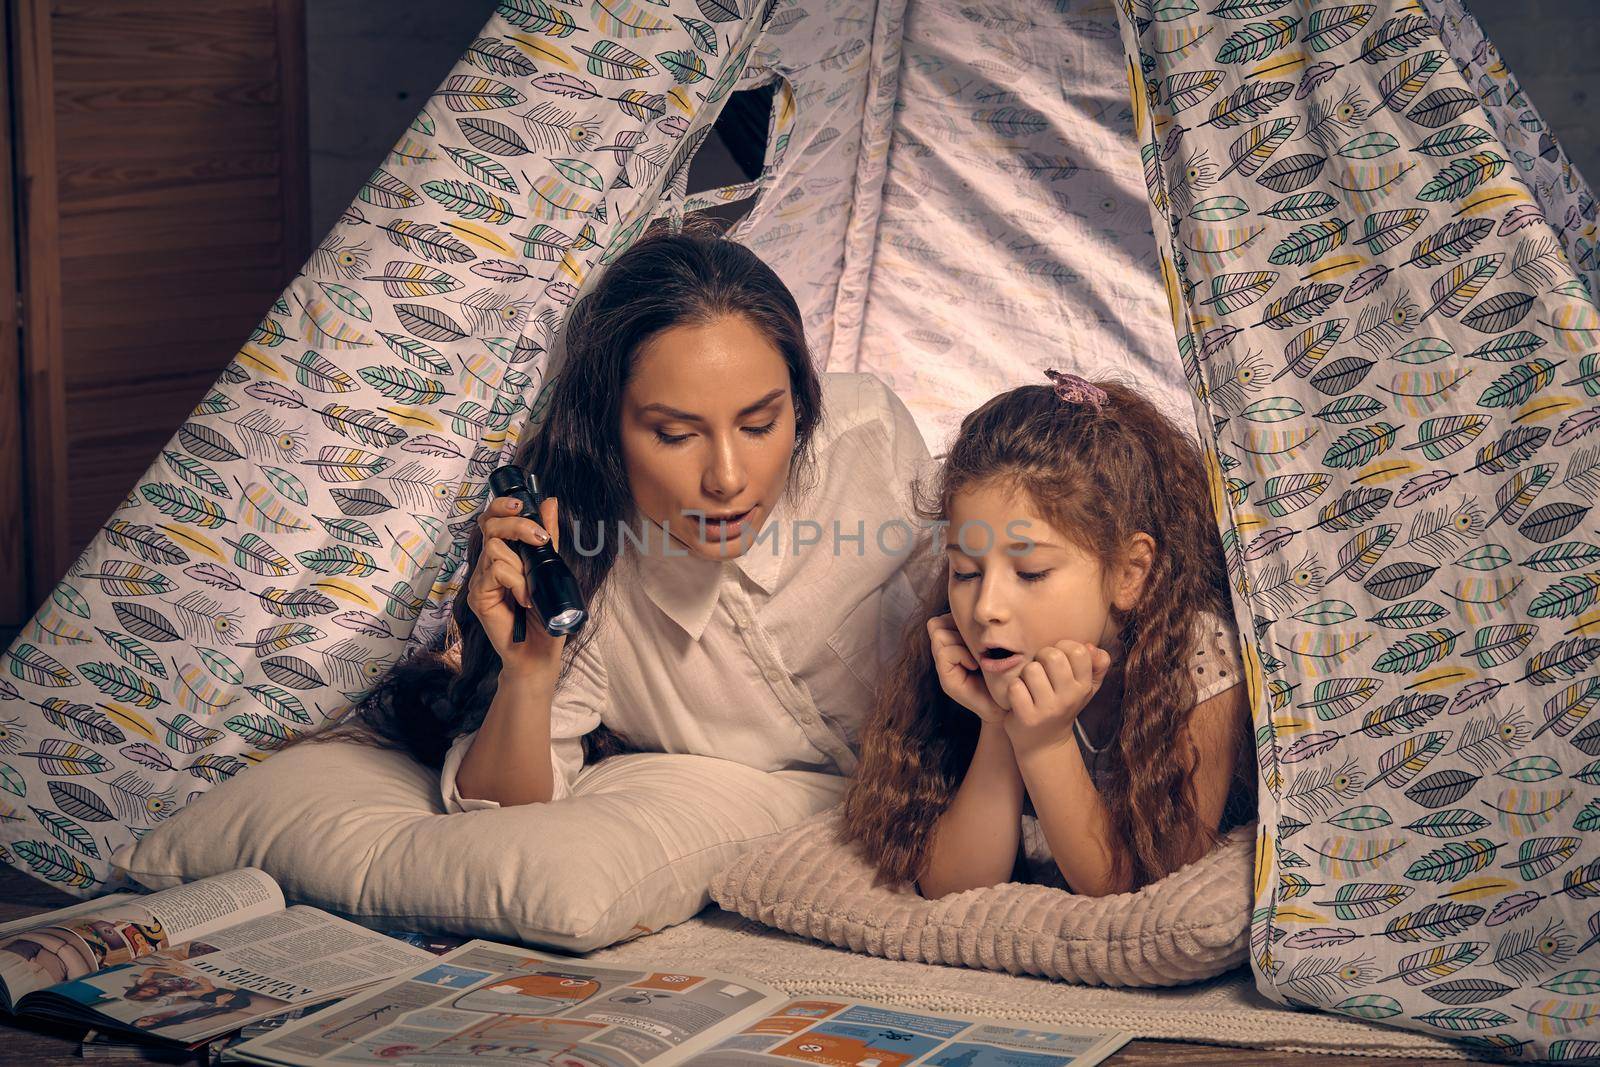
[0,868,434,1046]
[228,939,1132,1066]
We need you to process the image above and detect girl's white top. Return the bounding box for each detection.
[440,372,941,810]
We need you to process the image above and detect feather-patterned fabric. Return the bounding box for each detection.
[1117,0,1600,1056]
[0,0,779,894]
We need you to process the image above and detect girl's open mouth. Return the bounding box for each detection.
[979,647,1024,673]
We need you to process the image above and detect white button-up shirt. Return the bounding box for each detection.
[440,372,942,810]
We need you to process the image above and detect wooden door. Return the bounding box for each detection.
[3,0,308,643]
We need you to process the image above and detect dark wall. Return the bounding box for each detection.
[306,1,496,241]
[1472,0,1600,183]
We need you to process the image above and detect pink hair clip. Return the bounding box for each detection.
[1044,368,1108,411]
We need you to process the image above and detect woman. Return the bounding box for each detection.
[353,224,940,809]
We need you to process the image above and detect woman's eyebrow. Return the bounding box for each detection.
[638,388,786,422]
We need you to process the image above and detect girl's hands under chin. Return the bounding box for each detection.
[927,613,1007,724]
[1003,640,1112,757]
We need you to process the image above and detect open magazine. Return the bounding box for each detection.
[0,868,435,1047]
[229,940,1133,1067]
[80,934,473,1064]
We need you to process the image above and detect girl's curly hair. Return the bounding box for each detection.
[842,379,1250,891]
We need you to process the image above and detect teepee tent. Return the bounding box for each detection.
[4,0,1599,1056]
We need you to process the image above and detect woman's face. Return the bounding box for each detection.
[621,314,796,562]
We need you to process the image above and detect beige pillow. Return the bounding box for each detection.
[113,740,844,953]
[710,809,1254,987]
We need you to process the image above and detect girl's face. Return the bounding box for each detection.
[621,314,797,563]
[945,482,1148,711]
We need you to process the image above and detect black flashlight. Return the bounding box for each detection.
[487,465,587,641]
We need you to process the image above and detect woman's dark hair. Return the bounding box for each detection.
[315,219,824,769]
[843,379,1246,892]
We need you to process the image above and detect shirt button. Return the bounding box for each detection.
[800,712,818,726]
[764,668,783,684]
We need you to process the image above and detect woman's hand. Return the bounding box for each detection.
[928,613,1007,724]
[1003,640,1111,758]
[467,493,566,678]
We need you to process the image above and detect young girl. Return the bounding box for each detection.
[843,371,1254,898]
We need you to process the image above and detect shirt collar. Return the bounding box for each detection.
[629,543,725,642]
[628,487,793,641]
[730,483,791,595]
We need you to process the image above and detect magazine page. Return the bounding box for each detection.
[0,869,282,1010]
[211,933,470,1065]
[227,939,788,1066]
[0,893,139,1011]
[0,894,143,939]
[25,904,434,1046]
[213,1002,338,1066]
[692,999,1133,1067]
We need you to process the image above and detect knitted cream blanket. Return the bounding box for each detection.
[586,907,1473,1059]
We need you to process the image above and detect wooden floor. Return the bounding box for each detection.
[0,864,1491,1066]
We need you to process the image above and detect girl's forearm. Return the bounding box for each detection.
[918,721,1026,898]
[454,665,560,806]
[1016,744,1132,897]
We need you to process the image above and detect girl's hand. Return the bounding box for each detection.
[1004,640,1112,757]
[928,613,1007,724]
[467,494,566,678]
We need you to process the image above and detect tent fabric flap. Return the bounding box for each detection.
[1116,0,1600,1059]
[1419,0,1599,305]
[0,0,771,896]
[846,0,1195,449]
